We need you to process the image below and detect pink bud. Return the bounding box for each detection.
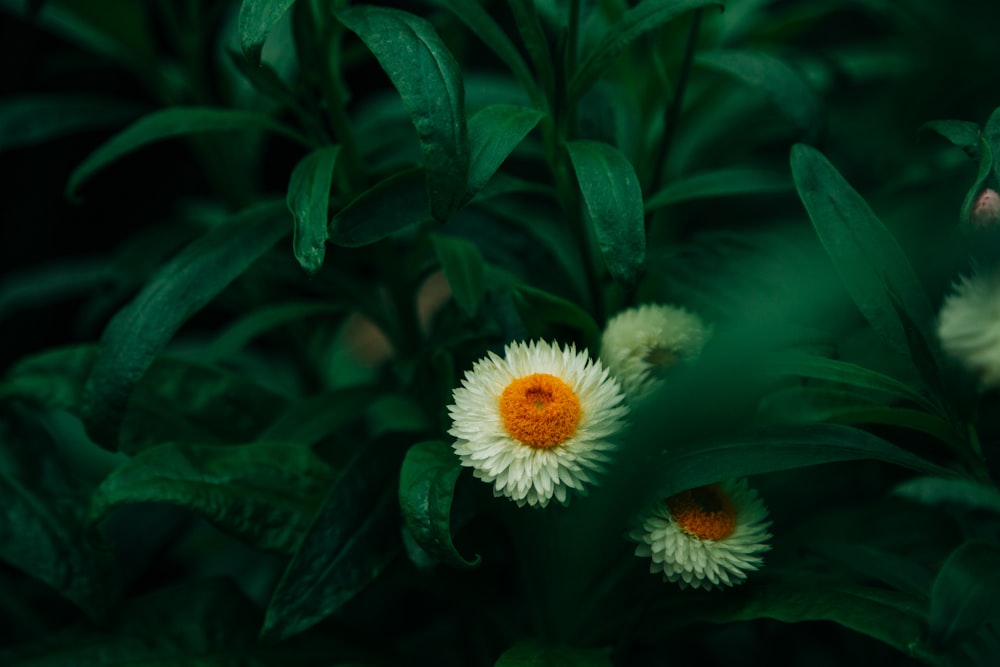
[971,188,1000,229]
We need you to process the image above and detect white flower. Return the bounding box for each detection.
[938,271,1000,388]
[600,304,712,399]
[447,340,628,508]
[631,479,771,590]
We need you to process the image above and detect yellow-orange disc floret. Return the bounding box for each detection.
[499,373,582,448]
[667,484,737,541]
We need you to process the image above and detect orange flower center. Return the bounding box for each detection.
[667,484,737,540]
[499,373,581,449]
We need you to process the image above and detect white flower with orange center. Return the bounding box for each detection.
[631,479,771,590]
[938,271,1000,388]
[447,340,629,508]
[600,304,711,399]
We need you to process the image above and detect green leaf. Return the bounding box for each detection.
[287,146,340,274]
[645,168,791,212]
[0,578,261,666]
[0,95,144,151]
[511,283,602,354]
[698,50,823,140]
[66,107,307,200]
[328,167,431,247]
[238,0,298,65]
[81,201,290,449]
[637,571,938,663]
[466,104,544,201]
[495,640,612,667]
[337,5,469,221]
[959,137,994,227]
[507,0,556,104]
[399,440,479,569]
[428,0,540,105]
[570,0,723,102]
[366,395,431,438]
[0,408,118,621]
[88,442,334,555]
[920,119,982,159]
[930,541,1000,650]
[261,454,399,640]
[203,301,342,361]
[893,476,1000,514]
[566,140,646,288]
[431,234,486,317]
[812,543,934,597]
[0,345,97,412]
[261,387,378,446]
[790,143,934,355]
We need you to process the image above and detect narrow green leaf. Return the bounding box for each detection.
[507,0,556,104]
[428,0,541,106]
[566,140,646,288]
[930,541,1000,649]
[570,0,723,102]
[920,119,982,159]
[238,0,298,65]
[432,234,486,317]
[698,50,823,140]
[261,387,378,445]
[790,143,934,354]
[645,168,791,212]
[67,107,307,199]
[0,409,118,621]
[287,146,340,274]
[512,283,601,354]
[812,543,934,597]
[203,301,342,361]
[337,5,469,221]
[81,201,290,449]
[399,440,479,569]
[0,345,97,412]
[495,640,612,667]
[893,477,1000,514]
[466,104,544,200]
[261,454,399,640]
[329,167,431,247]
[0,95,144,151]
[88,442,334,555]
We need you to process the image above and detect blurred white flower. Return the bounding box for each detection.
[448,340,628,508]
[631,479,771,590]
[938,271,1000,387]
[600,304,711,399]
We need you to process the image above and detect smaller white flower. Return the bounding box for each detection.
[631,479,771,590]
[448,340,628,508]
[938,271,1000,388]
[600,304,711,399]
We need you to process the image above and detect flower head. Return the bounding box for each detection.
[600,304,712,399]
[631,479,771,590]
[938,271,1000,388]
[448,340,628,508]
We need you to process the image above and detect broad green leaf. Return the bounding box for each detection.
[920,119,982,159]
[118,358,290,454]
[566,140,645,288]
[893,477,1000,514]
[0,578,261,666]
[261,454,399,640]
[261,387,378,445]
[428,0,541,105]
[507,0,556,103]
[287,146,340,274]
[930,541,1000,650]
[337,5,469,221]
[0,408,118,621]
[512,283,601,354]
[431,234,486,317]
[66,107,307,199]
[495,640,612,667]
[87,442,334,555]
[399,440,479,569]
[81,201,290,449]
[790,143,934,355]
[698,50,823,140]
[0,345,97,412]
[637,571,939,663]
[239,0,298,65]
[466,104,544,200]
[328,167,431,247]
[645,168,791,212]
[203,301,342,361]
[570,0,723,102]
[0,95,143,151]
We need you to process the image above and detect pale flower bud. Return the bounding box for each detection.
[970,188,1000,229]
